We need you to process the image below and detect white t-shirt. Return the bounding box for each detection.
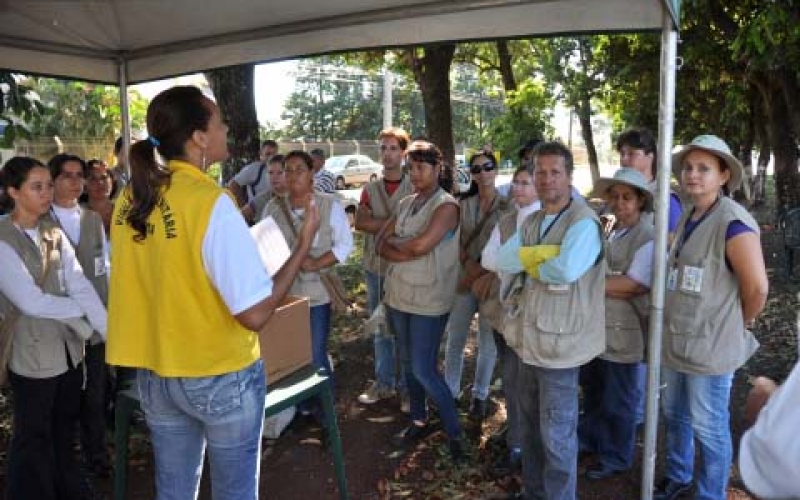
[233,161,271,202]
[201,195,274,314]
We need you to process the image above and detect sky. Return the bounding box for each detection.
[132,60,298,127]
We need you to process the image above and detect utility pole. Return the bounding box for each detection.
[382,64,393,128]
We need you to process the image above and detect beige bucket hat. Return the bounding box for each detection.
[671,134,743,191]
[592,167,653,212]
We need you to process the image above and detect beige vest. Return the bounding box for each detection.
[362,176,414,274]
[460,193,508,261]
[265,192,335,306]
[663,197,759,374]
[479,209,516,333]
[45,208,108,305]
[384,188,460,316]
[602,219,653,363]
[517,201,606,368]
[0,219,85,378]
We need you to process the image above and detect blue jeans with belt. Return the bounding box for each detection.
[136,359,267,500]
[661,366,734,500]
[387,306,462,440]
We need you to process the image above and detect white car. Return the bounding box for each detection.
[324,154,382,189]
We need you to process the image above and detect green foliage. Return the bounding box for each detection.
[26,78,147,143]
[0,72,45,147]
[487,79,552,160]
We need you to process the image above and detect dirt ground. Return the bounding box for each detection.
[0,203,796,500]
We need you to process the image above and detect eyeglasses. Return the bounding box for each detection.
[470,161,496,174]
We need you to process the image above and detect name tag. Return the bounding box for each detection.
[547,283,569,294]
[680,265,704,294]
[57,268,67,292]
[667,267,678,291]
[94,256,107,277]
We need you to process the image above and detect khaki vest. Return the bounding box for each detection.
[459,193,508,262]
[602,219,653,363]
[663,197,759,375]
[45,208,108,305]
[478,207,515,332]
[384,188,460,316]
[107,160,259,377]
[0,220,85,378]
[265,192,335,306]
[362,176,414,274]
[517,201,606,368]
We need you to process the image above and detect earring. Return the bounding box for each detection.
[202,149,207,170]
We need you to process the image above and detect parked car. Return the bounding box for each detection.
[324,154,382,189]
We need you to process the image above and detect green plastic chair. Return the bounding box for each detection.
[114,365,348,500]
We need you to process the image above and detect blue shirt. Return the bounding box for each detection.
[538,216,602,284]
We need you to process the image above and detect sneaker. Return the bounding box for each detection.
[469,397,487,422]
[653,478,692,500]
[357,382,395,405]
[400,393,411,414]
[490,448,522,478]
[391,423,434,448]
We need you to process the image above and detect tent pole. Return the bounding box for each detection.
[118,59,132,176]
[641,8,678,500]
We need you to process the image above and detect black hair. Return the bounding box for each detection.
[518,138,543,160]
[406,140,453,192]
[127,86,212,242]
[0,156,49,211]
[86,158,120,200]
[616,127,657,175]
[267,154,285,166]
[533,141,574,175]
[48,153,86,180]
[262,139,278,150]
[284,150,314,170]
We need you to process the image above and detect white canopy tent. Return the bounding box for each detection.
[0,1,680,498]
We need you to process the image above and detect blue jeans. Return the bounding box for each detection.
[310,303,333,377]
[136,360,267,500]
[365,270,405,391]
[578,358,642,470]
[661,367,734,500]
[443,291,497,400]
[387,306,462,440]
[518,361,580,500]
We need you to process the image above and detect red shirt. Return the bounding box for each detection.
[359,178,404,207]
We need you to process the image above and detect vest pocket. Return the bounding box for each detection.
[528,313,584,359]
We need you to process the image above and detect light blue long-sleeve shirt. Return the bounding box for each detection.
[537,216,602,284]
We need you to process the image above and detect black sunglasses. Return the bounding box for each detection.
[470,161,496,174]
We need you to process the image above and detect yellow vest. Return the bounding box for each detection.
[106,160,259,376]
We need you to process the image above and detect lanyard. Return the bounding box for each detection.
[675,197,720,259]
[536,198,572,244]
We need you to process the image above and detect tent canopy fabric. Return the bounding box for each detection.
[1,0,677,85]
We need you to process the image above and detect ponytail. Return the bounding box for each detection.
[126,139,172,242]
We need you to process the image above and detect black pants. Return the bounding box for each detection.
[80,343,108,466]
[6,365,84,500]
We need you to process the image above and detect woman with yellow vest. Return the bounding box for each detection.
[0,156,107,500]
[655,135,768,500]
[106,86,320,500]
[378,140,465,461]
[263,150,353,413]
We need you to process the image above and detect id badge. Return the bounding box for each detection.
[57,268,67,292]
[680,265,704,294]
[666,267,678,291]
[94,256,107,277]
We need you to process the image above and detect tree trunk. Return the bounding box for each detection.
[205,65,260,183]
[576,96,600,184]
[753,71,800,211]
[496,40,517,93]
[409,44,456,192]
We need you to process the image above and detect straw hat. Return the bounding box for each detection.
[671,134,743,192]
[592,167,653,212]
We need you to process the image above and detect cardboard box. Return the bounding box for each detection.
[258,295,311,383]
